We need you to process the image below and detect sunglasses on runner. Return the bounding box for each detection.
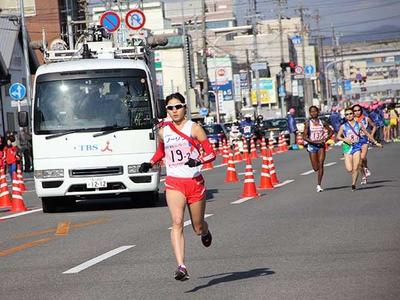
[353,109,361,112]
[345,112,353,116]
[166,103,186,110]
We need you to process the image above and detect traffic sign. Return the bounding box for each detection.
[304,65,315,75]
[199,107,209,117]
[9,83,26,101]
[125,9,146,31]
[291,35,302,45]
[294,65,303,74]
[100,11,121,33]
[250,62,267,71]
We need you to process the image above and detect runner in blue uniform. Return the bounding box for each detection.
[303,106,333,192]
[353,104,376,185]
[337,107,382,191]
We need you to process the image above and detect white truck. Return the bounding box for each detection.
[19,34,167,212]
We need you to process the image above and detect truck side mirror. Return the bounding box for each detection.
[157,99,167,119]
[18,111,29,127]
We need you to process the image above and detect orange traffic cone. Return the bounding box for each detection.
[202,159,214,170]
[10,172,27,212]
[241,157,259,197]
[259,155,274,190]
[225,151,239,183]
[260,137,268,157]
[17,164,26,193]
[282,133,289,152]
[268,156,280,185]
[233,143,242,162]
[222,143,229,164]
[242,138,249,160]
[0,168,12,208]
[250,138,258,159]
[268,134,275,154]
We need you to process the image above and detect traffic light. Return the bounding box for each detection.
[280,61,297,73]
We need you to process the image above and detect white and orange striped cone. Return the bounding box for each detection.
[267,156,280,185]
[202,158,214,170]
[222,143,229,164]
[282,133,289,152]
[250,138,258,159]
[268,134,275,154]
[17,164,26,193]
[225,151,239,183]
[233,143,242,162]
[242,137,249,161]
[261,137,269,157]
[0,167,12,208]
[241,157,259,198]
[10,172,27,213]
[259,155,274,190]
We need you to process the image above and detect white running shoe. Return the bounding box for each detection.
[360,177,367,185]
[364,168,371,177]
[316,185,324,192]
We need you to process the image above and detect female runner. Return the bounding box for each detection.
[139,92,216,281]
[337,107,382,191]
[352,104,376,184]
[303,106,333,192]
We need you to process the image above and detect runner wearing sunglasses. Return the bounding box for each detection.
[303,106,333,192]
[139,92,216,281]
[352,104,376,184]
[337,108,382,191]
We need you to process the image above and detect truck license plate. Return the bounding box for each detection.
[87,178,107,188]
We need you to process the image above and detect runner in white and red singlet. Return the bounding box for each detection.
[139,92,216,281]
[303,106,333,192]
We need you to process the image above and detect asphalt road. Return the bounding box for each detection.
[1,143,399,299]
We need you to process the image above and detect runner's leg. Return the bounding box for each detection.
[317,148,326,186]
[308,151,320,187]
[188,198,209,237]
[344,153,353,173]
[352,151,361,186]
[166,189,187,266]
[360,143,368,175]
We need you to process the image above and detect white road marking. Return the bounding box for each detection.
[301,162,337,176]
[300,170,314,176]
[274,179,295,187]
[0,208,43,220]
[169,214,213,229]
[231,197,253,204]
[63,245,135,274]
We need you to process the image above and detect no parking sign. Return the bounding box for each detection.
[125,9,146,30]
[100,11,121,33]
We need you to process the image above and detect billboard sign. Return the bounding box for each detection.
[251,78,277,104]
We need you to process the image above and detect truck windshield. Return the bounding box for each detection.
[33,75,153,134]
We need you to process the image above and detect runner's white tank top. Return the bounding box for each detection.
[163,120,201,178]
[309,119,325,142]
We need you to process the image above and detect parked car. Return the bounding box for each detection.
[295,117,306,133]
[263,118,290,145]
[203,124,228,147]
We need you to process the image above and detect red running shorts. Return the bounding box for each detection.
[165,175,206,204]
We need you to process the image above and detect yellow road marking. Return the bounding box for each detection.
[0,237,55,257]
[55,221,71,236]
[12,218,108,240]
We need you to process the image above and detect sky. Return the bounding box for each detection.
[89,0,400,41]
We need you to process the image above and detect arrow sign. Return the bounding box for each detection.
[9,83,26,101]
[100,11,121,33]
[304,65,315,75]
[125,9,146,31]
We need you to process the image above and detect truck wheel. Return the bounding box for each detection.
[41,197,58,213]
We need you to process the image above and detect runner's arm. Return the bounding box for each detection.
[367,118,377,137]
[192,123,216,164]
[337,125,352,144]
[150,128,165,165]
[360,124,381,147]
[323,122,334,143]
[302,121,312,144]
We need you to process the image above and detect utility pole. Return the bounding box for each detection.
[200,0,209,108]
[245,49,251,108]
[277,0,287,117]
[19,0,31,109]
[65,0,74,50]
[181,0,192,119]
[313,10,325,103]
[331,24,340,103]
[296,6,310,117]
[250,0,261,116]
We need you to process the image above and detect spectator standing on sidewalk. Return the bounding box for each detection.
[3,135,20,180]
[18,127,32,172]
[287,108,298,149]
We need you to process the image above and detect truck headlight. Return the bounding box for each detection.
[34,169,64,179]
[128,164,160,174]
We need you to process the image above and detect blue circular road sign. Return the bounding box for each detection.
[9,83,26,101]
[100,11,121,33]
[199,107,209,117]
[304,65,315,75]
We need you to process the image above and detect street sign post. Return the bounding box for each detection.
[304,65,315,77]
[250,62,267,71]
[125,9,146,31]
[100,11,121,33]
[291,35,302,45]
[9,82,26,112]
